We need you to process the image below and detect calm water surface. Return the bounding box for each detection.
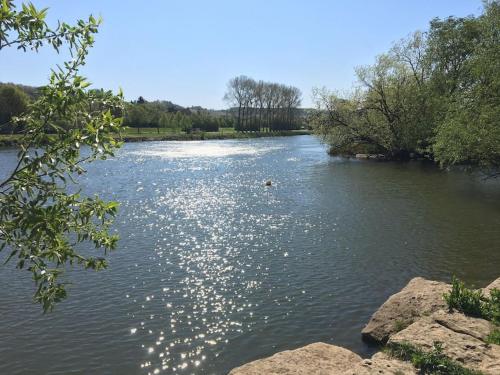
[0,135,499,374]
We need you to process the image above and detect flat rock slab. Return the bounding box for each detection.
[388,315,500,375]
[431,310,495,341]
[228,342,362,375]
[350,352,417,374]
[362,277,450,344]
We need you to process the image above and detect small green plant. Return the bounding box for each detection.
[486,329,500,345]
[444,277,487,318]
[444,277,500,334]
[386,341,484,375]
[484,288,500,325]
[393,319,410,332]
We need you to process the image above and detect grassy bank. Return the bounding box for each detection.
[0,129,311,147]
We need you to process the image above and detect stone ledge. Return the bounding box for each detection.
[228,342,362,375]
[228,276,500,375]
[361,277,450,344]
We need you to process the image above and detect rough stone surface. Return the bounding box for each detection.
[483,277,500,296]
[229,277,500,375]
[228,342,362,375]
[361,277,450,344]
[431,310,495,341]
[351,352,417,374]
[388,316,500,375]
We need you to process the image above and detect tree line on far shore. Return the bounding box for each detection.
[0,85,235,134]
[122,97,234,133]
[224,76,302,132]
[310,1,499,175]
[1,78,304,135]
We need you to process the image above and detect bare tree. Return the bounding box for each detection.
[224,76,302,132]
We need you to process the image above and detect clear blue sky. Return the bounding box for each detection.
[1,0,484,108]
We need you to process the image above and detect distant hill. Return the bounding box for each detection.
[1,82,312,116]
[0,82,41,100]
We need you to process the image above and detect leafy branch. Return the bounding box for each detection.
[0,1,124,311]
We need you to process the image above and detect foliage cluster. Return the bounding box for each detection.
[486,329,500,345]
[0,0,123,311]
[311,1,500,175]
[444,277,500,325]
[0,84,235,134]
[122,99,234,133]
[0,83,30,133]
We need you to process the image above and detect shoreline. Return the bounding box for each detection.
[120,130,311,143]
[0,130,311,148]
[230,276,500,374]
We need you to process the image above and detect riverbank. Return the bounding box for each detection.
[0,130,311,147]
[120,130,311,142]
[229,276,500,374]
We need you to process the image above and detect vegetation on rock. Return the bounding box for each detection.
[444,277,500,325]
[386,341,484,375]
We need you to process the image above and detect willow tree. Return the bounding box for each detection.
[433,1,500,175]
[0,1,123,311]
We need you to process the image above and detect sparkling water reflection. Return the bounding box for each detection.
[0,136,499,375]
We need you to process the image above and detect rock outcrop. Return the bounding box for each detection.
[388,313,500,374]
[355,154,386,160]
[484,277,500,296]
[229,276,499,375]
[361,277,450,344]
[228,342,361,375]
[351,352,417,374]
[431,310,495,341]
[228,343,416,375]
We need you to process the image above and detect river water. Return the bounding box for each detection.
[0,135,499,374]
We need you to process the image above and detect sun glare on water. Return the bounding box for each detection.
[130,142,283,159]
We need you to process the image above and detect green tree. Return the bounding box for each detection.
[310,87,388,154]
[433,1,500,175]
[312,0,499,173]
[0,1,123,311]
[0,84,29,133]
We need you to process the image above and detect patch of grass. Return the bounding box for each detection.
[444,277,486,318]
[444,277,500,329]
[386,341,484,375]
[485,288,500,326]
[486,329,500,345]
[393,319,410,332]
